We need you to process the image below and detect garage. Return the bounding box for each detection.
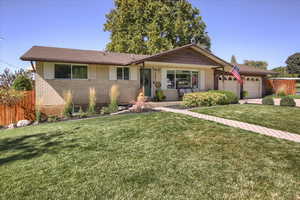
[218,75,262,99]
[243,76,262,98]
[218,75,241,98]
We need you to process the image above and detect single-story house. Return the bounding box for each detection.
[20,44,276,115]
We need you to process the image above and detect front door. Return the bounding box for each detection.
[140,69,152,97]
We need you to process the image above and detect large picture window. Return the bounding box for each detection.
[117,67,130,80]
[166,70,199,89]
[54,64,88,79]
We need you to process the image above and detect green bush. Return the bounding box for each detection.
[12,75,32,91]
[78,107,87,118]
[100,104,118,115]
[182,92,227,107]
[280,96,296,107]
[262,96,274,105]
[209,90,238,104]
[47,115,59,122]
[242,90,249,99]
[154,89,166,102]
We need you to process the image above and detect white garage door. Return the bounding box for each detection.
[244,77,262,98]
[218,75,240,98]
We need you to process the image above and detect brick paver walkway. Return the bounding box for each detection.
[154,107,300,143]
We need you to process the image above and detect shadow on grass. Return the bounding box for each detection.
[0,130,79,165]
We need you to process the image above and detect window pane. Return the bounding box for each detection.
[55,64,71,79]
[72,65,87,79]
[192,71,198,88]
[167,70,175,89]
[176,70,191,88]
[117,68,123,80]
[123,67,130,80]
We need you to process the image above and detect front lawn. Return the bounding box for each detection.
[193,104,300,134]
[1,112,300,199]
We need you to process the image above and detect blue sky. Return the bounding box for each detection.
[0,0,299,72]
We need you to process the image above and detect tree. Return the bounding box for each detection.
[104,0,211,55]
[286,53,300,74]
[12,75,33,91]
[0,68,32,89]
[243,60,268,70]
[231,55,237,64]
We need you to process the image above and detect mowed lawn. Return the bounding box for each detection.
[193,104,300,135]
[0,112,300,200]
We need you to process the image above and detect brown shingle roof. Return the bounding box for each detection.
[237,64,277,75]
[20,45,276,75]
[20,46,149,65]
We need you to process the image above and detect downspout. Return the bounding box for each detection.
[30,61,36,72]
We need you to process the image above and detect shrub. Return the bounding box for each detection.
[153,89,166,102]
[62,90,73,118]
[242,90,249,99]
[12,75,32,91]
[47,115,59,122]
[209,90,238,104]
[280,96,296,107]
[78,107,87,118]
[100,85,120,114]
[182,92,227,107]
[0,89,24,106]
[262,96,274,105]
[88,88,97,114]
[109,84,120,111]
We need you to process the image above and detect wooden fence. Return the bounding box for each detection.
[0,91,35,126]
[266,80,296,95]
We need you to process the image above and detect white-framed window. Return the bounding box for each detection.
[166,70,199,89]
[117,67,130,80]
[54,64,88,79]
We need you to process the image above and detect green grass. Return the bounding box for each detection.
[1,112,300,199]
[266,94,300,99]
[193,104,300,134]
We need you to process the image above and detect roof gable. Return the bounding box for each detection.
[141,47,219,66]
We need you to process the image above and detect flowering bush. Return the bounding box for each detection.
[130,92,146,112]
[182,92,227,107]
[0,89,24,106]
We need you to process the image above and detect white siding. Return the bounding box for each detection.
[109,66,117,80]
[161,69,167,89]
[88,65,97,79]
[43,62,54,79]
[200,70,205,90]
[130,66,138,80]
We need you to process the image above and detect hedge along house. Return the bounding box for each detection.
[21,44,276,115]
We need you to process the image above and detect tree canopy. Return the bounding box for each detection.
[0,68,32,89]
[104,0,210,55]
[243,60,268,70]
[286,53,300,74]
[231,55,237,64]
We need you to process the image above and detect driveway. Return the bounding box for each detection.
[240,98,300,107]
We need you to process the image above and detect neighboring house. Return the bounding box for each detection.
[21,44,276,115]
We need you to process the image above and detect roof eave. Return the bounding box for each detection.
[20,57,128,66]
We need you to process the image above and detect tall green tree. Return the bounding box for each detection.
[244,60,268,70]
[104,0,210,55]
[286,53,300,74]
[231,55,237,64]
